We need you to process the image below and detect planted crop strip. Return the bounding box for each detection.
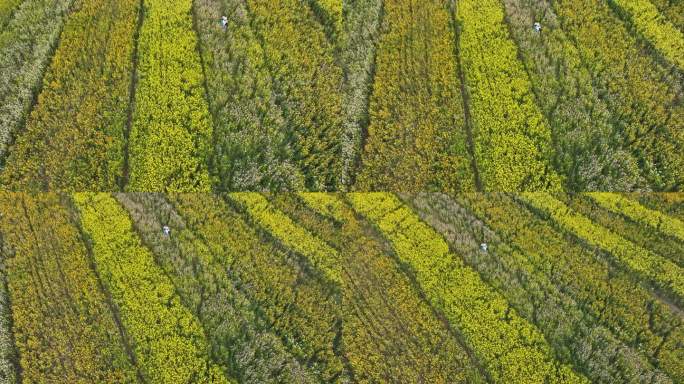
[193,0,304,191]
[1,0,139,190]
[338,0,382,187]
[127,0,213,191]
[568,195,684,268]
[0,240,18,384]
[500,0,643,190]
[308,0,342,42]
[587,193,684,244]
[171,193,346,383]
[0,0,23,29]
[245,0,344,190]
[0,0,74,162]
[412,193,670,383]
[0,194,137,382]
[631,193,684,218]
[72,193,228,383]
[455,0,561,191]
[273,194,484,383]
[348,193,586,383]
[116,193,317,383]
[607,0,684,70]
[650,0,684,33]
[551,0,684,190]
[457,194,684,383]
[521,193,684,307]
[354,0,474,192]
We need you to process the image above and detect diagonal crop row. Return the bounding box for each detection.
[422,193,674,383]
[193,0,305,191]
[0,193,138,382]
[127,0,214,191]
[72,193,228,383]
[606,0,684,70]
[551,0,684,190]
[520,193,684,307]
[500,0,643,190]
[650,0,684,33]
[116,193,318,383]
[457,193,684,383]
[586,193,684,244]
[171,193,346,383]
[354,0,475,192]
[455,0,561,191]
[0,0,74,163]
[244,0,344,190]
[630,193,684,218]
[0,233,18,384]
[273,193,485,383]
[0,0,139,190]
[348,193,586,383]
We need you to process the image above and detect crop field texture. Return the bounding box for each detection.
[0,0,682,192]
[0,192,681,383]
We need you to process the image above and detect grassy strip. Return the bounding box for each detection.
[551,0,684,190]
[0,193,138,382]
[349,193,586,383]
[354,0,474,192]
[443,193,676,383]
[521,193,684,307]
[245,0,343,190]
[127,0,213,191]
[0,236,18,384]
[587,193,684,244]
[275,193,485,383]
[1,0,139,190]
[0,0,74,162]
[500,0,643,190]
[117,193,317,383]
[194,0,304,190]
[72,193,228,383]
[0,0,23,29]
[456,0,561,191]
[608,0,684,69]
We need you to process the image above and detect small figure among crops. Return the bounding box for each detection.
[162,225,171,237]
[221,16,228,31]
[480,243,488,253]
[533,22,542,33]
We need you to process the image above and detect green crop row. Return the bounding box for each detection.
[500,0,643,190]
[631,193,684,218]
[194,0,304,190]
[338,0,382,187]
[521,193,684,307]
[447,193,679,383]
[169,193,346,382]
[228,193,343,285]
[309,0,342,40]
[127,0,213,191]
[273,193,484,383]
[456,0,561,191]
[0,0,22,29]
[552,0,684,190]
[607,0,684,70]
[72,193,228,383]
[1,0,139,190]
[116,193,318,383]
[587,193,684,243]
[349,193,586,383]
[0,0,74,162]
[570,194,684,269]
[246,0,344,190]
[0,193,138,382]
[0,239,17,384]
[650,0,684,32]
[354,0,474,192]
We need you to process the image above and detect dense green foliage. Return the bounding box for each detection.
[456,0,561,191]
[1,0,139,190]
[0,0,22,30]
[442,193,681,382]
[0,235,17,384]
[0,0,74,162]
[73,193,228,382]
[116,193,318,383]
[349,193,586,383]
[354,0,474,192]
[0,193,138,382]
[194,0,304,190]
[127,0,213,191]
